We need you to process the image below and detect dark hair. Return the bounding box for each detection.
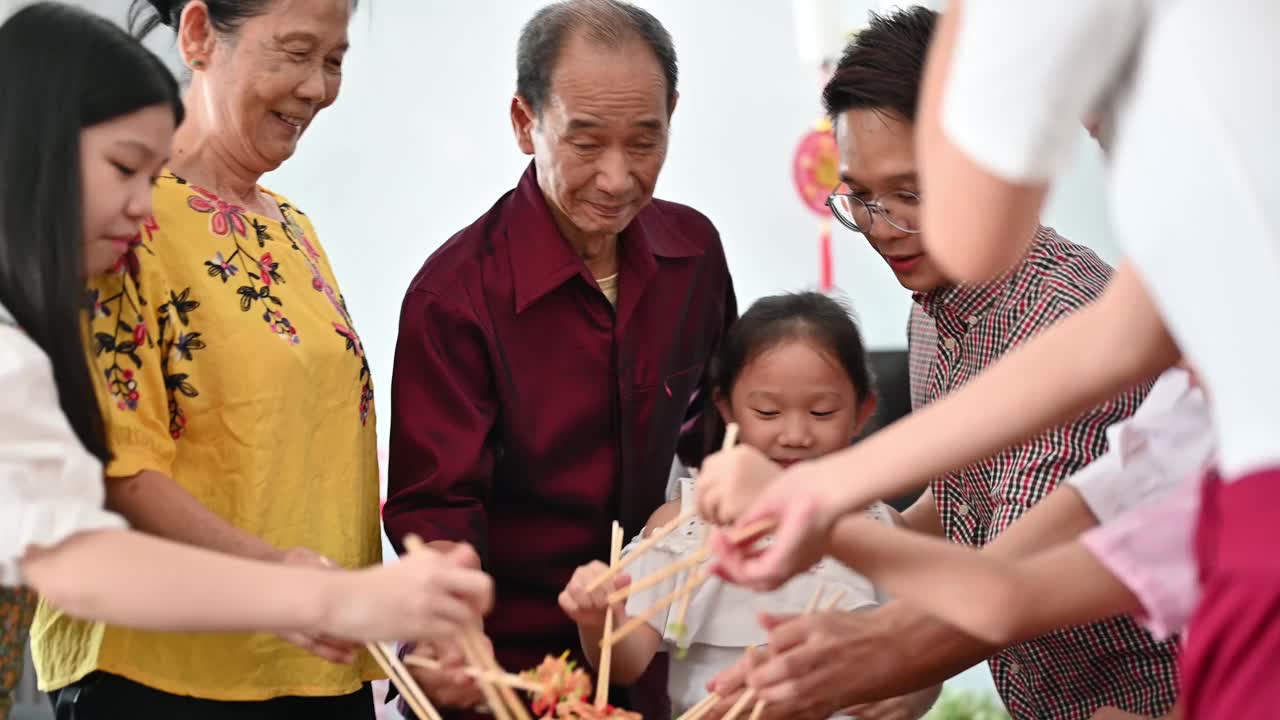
[705,292,874,452]
[128,0,359,39]
[822,6,937,122]
[517,0,678,116]
[0,2,184,462]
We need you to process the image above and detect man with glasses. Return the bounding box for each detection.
[703,7,1176,720]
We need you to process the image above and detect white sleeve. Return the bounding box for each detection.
[1068,369,1215,524]
[942,0,1146,181]
[0,324,126,587]
[622,535,678,637]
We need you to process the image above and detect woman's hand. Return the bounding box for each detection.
[324,543,493,645]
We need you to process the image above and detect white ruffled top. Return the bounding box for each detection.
[0,301,126,586]
[624,478,894,716]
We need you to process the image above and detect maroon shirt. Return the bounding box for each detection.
[384,163,736,718]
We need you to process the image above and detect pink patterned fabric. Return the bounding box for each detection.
[1080,475,1201,640]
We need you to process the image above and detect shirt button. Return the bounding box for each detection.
[957,503,970,517]
[966,314,980,325]
[1009,661,1021,675]
[943,337,958,352]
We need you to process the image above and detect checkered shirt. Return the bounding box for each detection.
[907,303,937,412]
[908,227,1180,719]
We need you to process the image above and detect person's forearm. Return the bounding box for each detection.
[814,264,1179,516]
[577,620,659,685]
[916,0,1049,284]
[829,516,1139,646]
[829,517,1027,634]
[106,470,283,561]
[843,601,995,701]
[20,528,337,633]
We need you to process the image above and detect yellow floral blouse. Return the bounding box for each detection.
[31,173,381,701]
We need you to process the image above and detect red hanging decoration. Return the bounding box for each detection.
[791,116,841,290]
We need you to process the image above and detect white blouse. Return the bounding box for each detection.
[624,479,893,717]
[0,302,125,586]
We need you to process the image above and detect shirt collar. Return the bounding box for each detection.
[913,267,1013,340]
[506,161,703,315]
[913,227,1053,339]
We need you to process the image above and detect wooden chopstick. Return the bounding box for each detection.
[585,509,694,592]
[721,687,757,720]
[603,568,713,647]
[459,628,513,720]
[367,641,443,720]
[595,521,625,709]
[467,627,533,720]
[402,534,525,720]
[675,693,721,720]
[585,423,741,594]
[720,422,740,451]
[610,515,777,604]
[402,655,547,694]
[804,583,827,615]
[607,547,709,604]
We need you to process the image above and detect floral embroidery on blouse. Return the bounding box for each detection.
[279,203,374,424]
[184,179,300,346]
[92,222,206,438]
[93,173,372,427]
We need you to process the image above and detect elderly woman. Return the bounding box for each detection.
[30,1,385,717]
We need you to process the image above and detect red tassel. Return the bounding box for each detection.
[819,223,833,290]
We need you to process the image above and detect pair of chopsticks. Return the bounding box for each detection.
[595,520,626,708]
[366,638,442,720]
[584,426,744,596]
[599,517,775,648]
[598,424,778,651]
[359,533,445,720]
[406,536,533,720]
[402,655,548,694]
[399,535,534,720]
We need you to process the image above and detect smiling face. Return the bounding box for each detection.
[835,109,948,293]
[180,0,351,174]
[511,30,673,246]
[717,337,875,468]
[79,104,175,276]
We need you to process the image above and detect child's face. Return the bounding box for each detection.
[717,339,875,468]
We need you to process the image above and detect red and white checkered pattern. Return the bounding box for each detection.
[908,227,1179,719]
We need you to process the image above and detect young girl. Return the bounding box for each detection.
[559,292,940,718]
[0,0,489,675]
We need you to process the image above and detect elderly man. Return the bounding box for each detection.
[701,8,1177,720]
[383,2,735,718]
